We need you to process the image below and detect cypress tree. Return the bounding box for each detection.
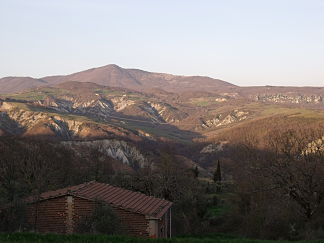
[214,160,222,192]
[193,166,199,178]
[213,160,222,182]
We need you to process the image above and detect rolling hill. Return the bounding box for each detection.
[0,64,236,94]
[1,65,324,174]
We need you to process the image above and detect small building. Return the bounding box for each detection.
[26,181,172,238]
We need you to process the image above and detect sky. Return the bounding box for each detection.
[0,0,324,87]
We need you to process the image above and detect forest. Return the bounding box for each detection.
[0,124,323,241]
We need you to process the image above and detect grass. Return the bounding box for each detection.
[0,233,323,243]
[204,193,236,219]
[189,97,221,107]
[98,89,149,102]
[206,205,228,217]
[261,107,324,118]
[4,101,103,129]
[5,88,70,101]
[7,102,30,110]
[96,89,125,97]
[241,103,324,119]
[119,121,195,144]
[5,91,47,101]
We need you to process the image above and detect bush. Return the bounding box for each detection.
[0,201,30,232]
[76,202,121,235]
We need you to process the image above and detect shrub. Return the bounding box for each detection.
[0,201,30,232]
[76,201,121,235]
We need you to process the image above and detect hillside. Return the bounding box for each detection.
[3,81,323,142]
[1,67,324,241]
[0,66,324,176]
[0,77,48,94]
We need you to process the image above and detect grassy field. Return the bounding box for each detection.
[0,233,323,243]
[242,103,324,119]
[7,101,99,124]
[5,88,70,101]
[189,97,221,107]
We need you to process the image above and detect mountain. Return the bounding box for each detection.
[1,66,323,141]
[1,64,323,107]
[0,64,235,94]
[1,65,324,174]
[0,77,48,94]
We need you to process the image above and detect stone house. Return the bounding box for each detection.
[26,181,172,238]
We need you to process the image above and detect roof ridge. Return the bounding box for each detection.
[71,180,96,194]
[96,182,168,202]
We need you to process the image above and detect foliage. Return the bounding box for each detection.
[1,126,324,240]
[223,127,324,240]
[76,201,121,235]
[191,166,199,179]
[0,201,29,232]
[213,160,222,183]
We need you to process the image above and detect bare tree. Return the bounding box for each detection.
[238,128,324,221]
[263,129,324,220]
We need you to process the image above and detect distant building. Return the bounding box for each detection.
[26,181,172,238]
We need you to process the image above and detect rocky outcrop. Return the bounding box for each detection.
[35,97,114,120]
[62,139,147,169]
[304,136,324,155]
[32,93,187,125]
[109,97,187,123]
[200,141,229,153]
[0,112,23,135]
[110,96,135,111]
[0,102,87,139]
[148,102,187,123]
[253,94,323,105]
[201,110,249,128]
[137,129,155,140]
[214,97,227,102]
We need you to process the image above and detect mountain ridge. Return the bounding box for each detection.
[1,64,323,98]
[0,64,236,94]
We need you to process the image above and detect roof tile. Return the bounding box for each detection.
[29,181,172,218]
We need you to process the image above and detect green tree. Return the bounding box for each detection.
[193,166,199,179]
[77,201,121,235]
[213,160,222,193]
[213,160,222,183]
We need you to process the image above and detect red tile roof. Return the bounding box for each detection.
[28,181,172,218]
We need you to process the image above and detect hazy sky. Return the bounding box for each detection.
[1,0,324,86]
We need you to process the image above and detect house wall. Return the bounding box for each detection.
[147,219,159,238]
[158,213,166,238]
[27,195,170,238]
[158,208,171,238]
[26,196,68,233]
[71,197,150,237]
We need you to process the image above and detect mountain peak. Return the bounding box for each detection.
[88,64,123,72]
[103,64,122,69]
